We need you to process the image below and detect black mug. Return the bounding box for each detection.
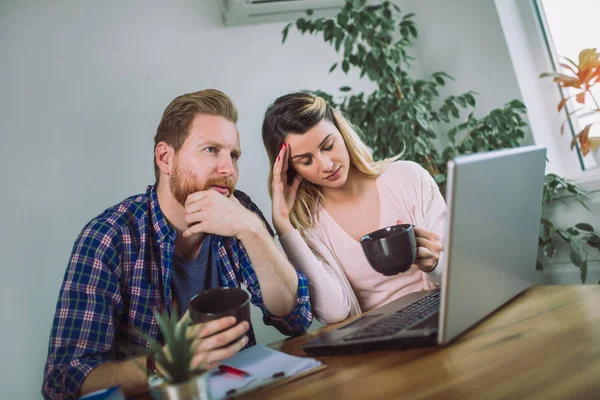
[188,287,251,346]
[360,224,417,276]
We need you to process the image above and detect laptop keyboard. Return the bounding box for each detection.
[342,291,441,341]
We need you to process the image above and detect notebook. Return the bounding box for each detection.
[208,344,324,399]
[301,145,547,356]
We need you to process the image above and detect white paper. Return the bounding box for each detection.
[208,344,321,399]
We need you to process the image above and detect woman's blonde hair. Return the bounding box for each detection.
[261,92,400,231]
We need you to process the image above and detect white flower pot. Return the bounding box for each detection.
[148,373,210,400]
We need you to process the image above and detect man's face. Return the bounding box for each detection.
[169,114,241,206]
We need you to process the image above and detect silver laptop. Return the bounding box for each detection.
[301,145,547,355]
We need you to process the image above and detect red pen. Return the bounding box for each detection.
[218,364,251,377]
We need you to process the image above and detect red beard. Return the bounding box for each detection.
[170,163,235,206]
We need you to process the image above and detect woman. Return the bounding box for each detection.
[261,92,447,323]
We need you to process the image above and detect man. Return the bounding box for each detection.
[42,89,312,399]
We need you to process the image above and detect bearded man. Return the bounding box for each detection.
[42,89,312,400]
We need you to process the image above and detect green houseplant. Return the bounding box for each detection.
[282,0,527,194]
[136,307,209,400]
[540,48,600,157]
[282,0,599,282]
[539,174,600,283]
[538,48,600,283]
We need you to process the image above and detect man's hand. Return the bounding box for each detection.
[188,316,250,371]
[158,314,250,373]
[182,190,261,239]
[412,227,442,273]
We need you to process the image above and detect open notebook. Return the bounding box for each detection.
[208,344,324,399]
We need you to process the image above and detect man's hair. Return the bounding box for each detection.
[153,89,238,182]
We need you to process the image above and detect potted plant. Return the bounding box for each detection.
[282,0,528,194]
[538,173,600,283]
[541,47,600,162]
[137,307,209,400]
[282,0,600,282]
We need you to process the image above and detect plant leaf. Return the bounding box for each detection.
[566,227,579,236]
[569,249,583,267]
[575,223,594,232]
[536,260,544,271]
[557,97,569,112]
[282,22,292,44]
[543,242,557,258]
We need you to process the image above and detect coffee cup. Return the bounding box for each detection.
[188,287,251,329]
[360,224,417,276]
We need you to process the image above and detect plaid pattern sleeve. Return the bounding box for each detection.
[43,218,125,400]
[230,191,312,336]
[42,187,168,400]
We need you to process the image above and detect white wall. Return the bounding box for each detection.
[0,1,375,398]
[411,0,533,142]
[2,0,597,398]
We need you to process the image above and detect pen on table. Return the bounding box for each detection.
[218,364,251,377]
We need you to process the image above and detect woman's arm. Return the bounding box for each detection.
[279,229,359,323]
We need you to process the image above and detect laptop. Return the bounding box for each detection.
[301,145,547,356]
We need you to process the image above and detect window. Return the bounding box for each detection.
[495,0,600,190]
[535,0,600,172]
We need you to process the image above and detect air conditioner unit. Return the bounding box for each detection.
[220,0,346,27]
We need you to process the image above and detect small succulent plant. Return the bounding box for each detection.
[138,306,205,384]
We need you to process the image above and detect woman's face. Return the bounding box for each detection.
[284,119,351,189]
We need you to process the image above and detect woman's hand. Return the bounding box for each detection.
[271,143,302,236]
[412,227,442,273]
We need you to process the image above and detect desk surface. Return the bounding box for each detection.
[242,285,600,400]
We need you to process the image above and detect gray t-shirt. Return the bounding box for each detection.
[171,235,221,318]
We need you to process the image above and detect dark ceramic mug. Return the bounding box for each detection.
[360,224,417,276]
[188,287,251,347]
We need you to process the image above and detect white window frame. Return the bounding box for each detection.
[494,0,600,192]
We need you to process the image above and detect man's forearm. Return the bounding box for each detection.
[80,356,148,397]
[238,219,299,316]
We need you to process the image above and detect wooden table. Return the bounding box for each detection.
[242,285,600,400]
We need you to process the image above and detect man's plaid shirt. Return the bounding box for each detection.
[42,185,312,399]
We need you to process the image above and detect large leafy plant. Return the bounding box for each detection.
[540,48,600,155]
[539,174,600,283]
[282,0,527,192]
[136,306,204,384]
[282,0,598,282]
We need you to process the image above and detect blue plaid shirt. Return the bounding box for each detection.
[42,186,312,400]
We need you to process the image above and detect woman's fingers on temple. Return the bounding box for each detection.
[291,174,302,191]
[281,143,290,173]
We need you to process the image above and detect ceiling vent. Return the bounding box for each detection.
[220,0,346,27]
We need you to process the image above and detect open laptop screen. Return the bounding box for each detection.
[439,145,546,343]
